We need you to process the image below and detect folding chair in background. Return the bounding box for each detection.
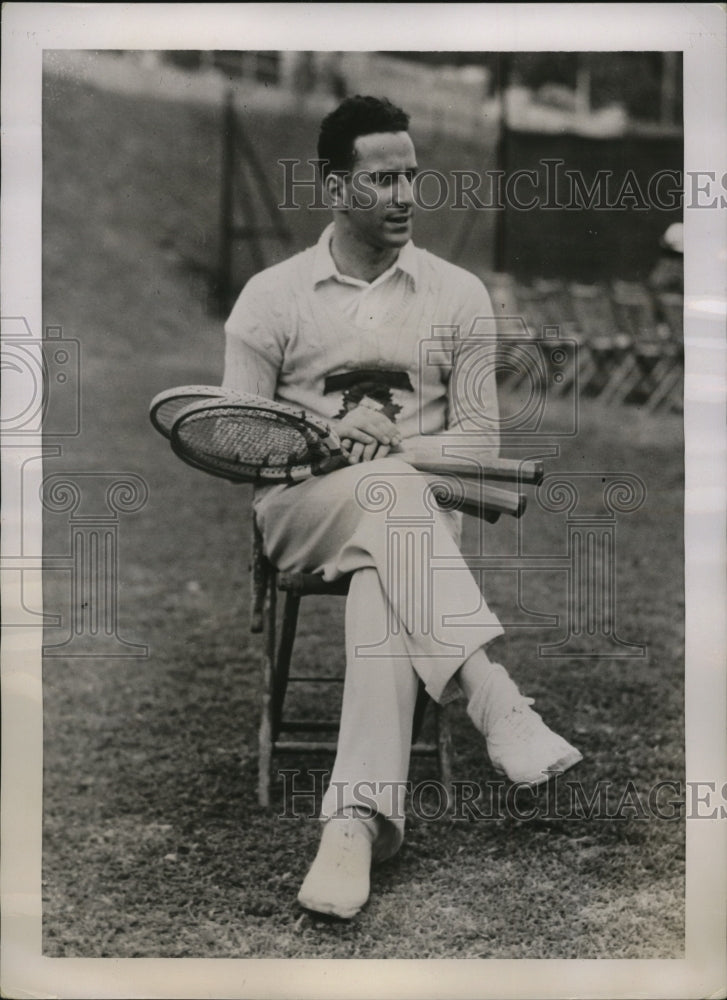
[516,278,590,397]
[567,282,633,399]
[478,270,530,392]
[605,279,670,406]
[643,291,684,413]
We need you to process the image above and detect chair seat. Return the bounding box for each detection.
[277,572,351,596]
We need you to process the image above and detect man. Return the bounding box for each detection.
[223,96,582,919]
[648,222,684,296]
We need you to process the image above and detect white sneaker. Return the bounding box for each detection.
[297,813,374,919]
[486,698,583,786]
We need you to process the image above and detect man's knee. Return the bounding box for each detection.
[352,457,438,519]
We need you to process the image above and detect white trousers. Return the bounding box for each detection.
[255,457,503,859]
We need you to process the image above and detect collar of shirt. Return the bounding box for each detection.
[312,222,418,291]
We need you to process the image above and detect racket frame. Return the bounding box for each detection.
[168,396,345,484]
[150,385,239,438]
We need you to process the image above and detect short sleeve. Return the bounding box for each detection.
[223,271,287,400]
[446,272,500,454]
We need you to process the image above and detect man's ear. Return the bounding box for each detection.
[325,172,348,212]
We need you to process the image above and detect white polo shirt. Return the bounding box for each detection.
[223,223,499,448]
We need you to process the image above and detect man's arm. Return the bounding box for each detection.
[222,273,285,399]
[399,273,501,466]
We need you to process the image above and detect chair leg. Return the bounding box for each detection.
[600,353,639,405]
[258,585,303,807]
[250,522,270,634]
[644,361,682,413]
[574,350,597,395]
[412,682,454,806]
[610,357,651,404]
[411,681,429,743]
[579,347,612,397]
[257,572,277,808]
[257,586,461,808]
[272,592,301,736]
[587,344,631,399]
[436,704,454,806]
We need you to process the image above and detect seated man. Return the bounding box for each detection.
[648,222,684,296]
[223,95,582,919]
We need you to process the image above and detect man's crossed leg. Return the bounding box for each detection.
[255,458,582,919]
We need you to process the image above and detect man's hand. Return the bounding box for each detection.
[332,404,402,464]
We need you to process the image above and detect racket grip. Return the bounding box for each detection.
[409,454,543,484]
[431,478,526,521]
[468,481,526,520]
[488,458,543,485]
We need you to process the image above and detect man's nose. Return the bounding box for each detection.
[395,173,414,206]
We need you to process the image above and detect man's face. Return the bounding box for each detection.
[338,131,418,250]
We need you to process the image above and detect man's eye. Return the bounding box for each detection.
[371,170,418,185]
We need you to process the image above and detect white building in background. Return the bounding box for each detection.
[107,50,680,141]
[200,50,494,138]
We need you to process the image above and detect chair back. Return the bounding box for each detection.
[568,282,622,339]
[611,280,660,341]
[657,292,684,342]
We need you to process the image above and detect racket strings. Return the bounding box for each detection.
[175,407,326,478]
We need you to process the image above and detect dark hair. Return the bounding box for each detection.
[317,95,410,181]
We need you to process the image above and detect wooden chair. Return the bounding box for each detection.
[514,279,588,396]
[606,284,683,412]
[478,271,531,390]
[602,280,666,406]
[250,521,454,808]
[642,292,683,413]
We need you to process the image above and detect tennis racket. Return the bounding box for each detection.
[155,393,531,522]
[150,384,240,438]
[150,386,543,482]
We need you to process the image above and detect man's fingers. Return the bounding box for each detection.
[340,426,375,445]
[342,437,392,464]
[338,408,400,443]
[364,412,401,444]
[362,440,380,463]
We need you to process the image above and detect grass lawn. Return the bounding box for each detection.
[41,58,685,959]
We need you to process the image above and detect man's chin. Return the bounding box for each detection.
[382,229,412,248]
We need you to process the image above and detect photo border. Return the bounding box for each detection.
[2,3,725,998]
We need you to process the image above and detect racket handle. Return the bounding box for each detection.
[470,481,526,520]
[409,454,543,485]
[431,477,526,521]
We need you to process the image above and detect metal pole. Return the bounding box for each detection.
[493,53,511,273]
[216,88,236,316]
